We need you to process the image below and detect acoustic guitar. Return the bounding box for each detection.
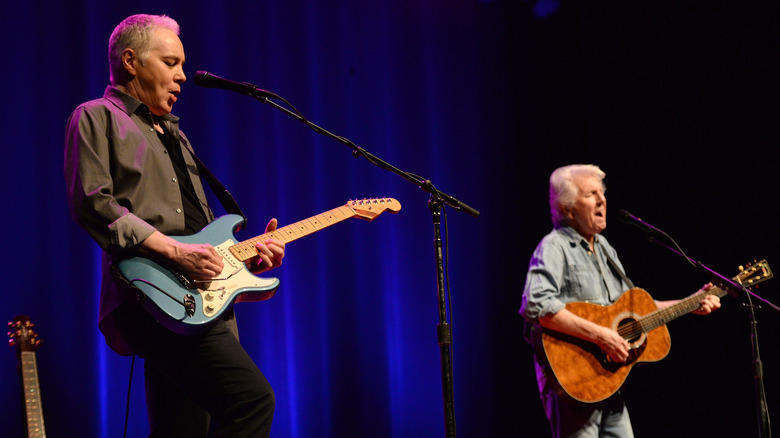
[541,260,773,403]
[8,315,46,438]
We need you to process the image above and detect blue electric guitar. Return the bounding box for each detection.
[116,198,401,335]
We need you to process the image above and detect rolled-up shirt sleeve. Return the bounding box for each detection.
[64,102,156,252]
[520,236,567,322]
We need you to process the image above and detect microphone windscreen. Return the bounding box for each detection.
[193,71,213,87]
[617,210,633,223]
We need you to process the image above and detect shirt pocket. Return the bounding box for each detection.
[563,263,603,303]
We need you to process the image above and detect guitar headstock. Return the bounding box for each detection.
[734,259,773,288]
[7,315,42,354]
[348,198,402,221]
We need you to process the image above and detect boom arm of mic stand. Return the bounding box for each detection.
[252,94,480,218]
[252,89,476,438]
[642,235,775,437]
[645,236,780,313]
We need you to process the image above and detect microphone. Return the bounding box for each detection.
[617,210,667,237]
[193,71,279,99]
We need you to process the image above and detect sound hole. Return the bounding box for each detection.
[618,318,641,342]
[617,317,647,362]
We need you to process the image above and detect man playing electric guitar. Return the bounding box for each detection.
[519,164,720,438]
[65,15,282,437]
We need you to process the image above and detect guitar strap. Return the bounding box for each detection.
[601,244,635,289]
[188,150,247,222]
[165,117,246,221]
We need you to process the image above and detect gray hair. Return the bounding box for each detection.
[108,14,180,85]
[549,164,606,228]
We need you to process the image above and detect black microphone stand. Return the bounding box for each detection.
[638,231,777,438]
[250,91,479,438]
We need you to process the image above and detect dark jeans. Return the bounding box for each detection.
[114,302,274,438]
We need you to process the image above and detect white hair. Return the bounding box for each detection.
[549,164,605,228]
[108,14,180,85]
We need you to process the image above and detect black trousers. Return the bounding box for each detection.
[114,302,275,438]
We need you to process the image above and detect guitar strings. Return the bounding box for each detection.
[615,264,767,342]
[615,288,722,341]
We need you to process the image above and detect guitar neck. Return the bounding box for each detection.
[228,204,358,262]
[639,286,728,333]
[20,351,46,438]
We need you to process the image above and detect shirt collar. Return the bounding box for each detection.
[103,85,180,125]
[557,225,601,250]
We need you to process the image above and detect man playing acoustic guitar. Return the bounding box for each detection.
[519,164,720,438]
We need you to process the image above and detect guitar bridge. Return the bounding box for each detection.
[172,268,196,289]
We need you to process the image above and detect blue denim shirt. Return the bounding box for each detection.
[520,226,631,323]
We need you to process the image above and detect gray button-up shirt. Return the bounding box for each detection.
[65,86,215,354]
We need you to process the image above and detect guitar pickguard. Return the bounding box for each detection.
[195,240,278,318]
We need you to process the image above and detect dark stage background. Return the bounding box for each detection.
[1,1,778,437]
